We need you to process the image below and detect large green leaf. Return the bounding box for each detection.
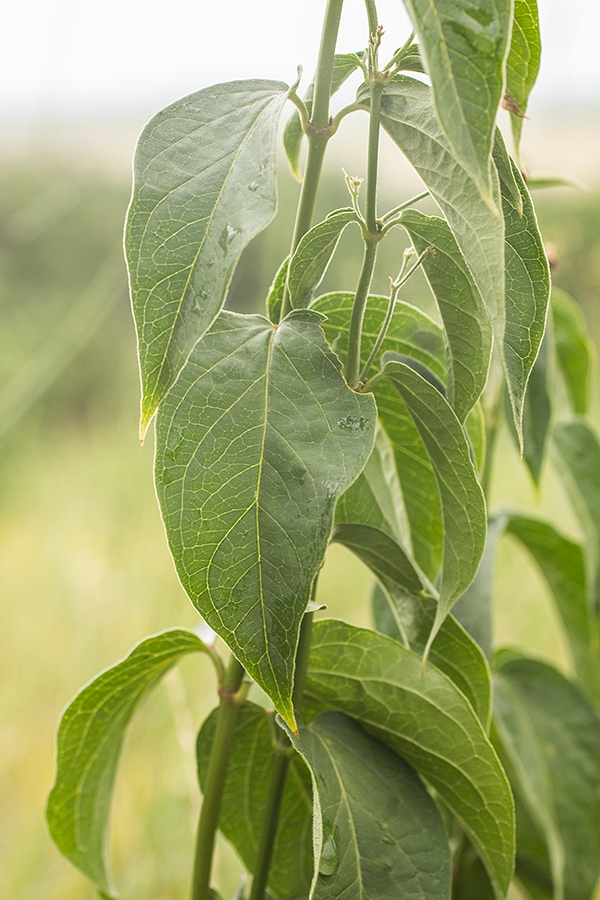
[553,418,600,613]
[288,209,358,308]
[382,359,487,651]
[47,629,209,897]
[284,54,362,179]
[505,0,542,154]
[552,288,594,416]
[493,135,550,443]
[371,77,505,361]
[306,620,515,898]
[125,80,289,434]
[312,292,446,579]
[287,711,452,900]
[399,209,493,422]
[504,513,600,704]
[494,656,600,900]
[372,580,492,726]
[155,309,376,728]
[400,0,512,207]
[197,703,312,899]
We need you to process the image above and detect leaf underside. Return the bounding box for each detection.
[125,79,289,433]
[155,309,376,727]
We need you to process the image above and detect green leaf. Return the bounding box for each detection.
[332,522,426,599]
[312,291,447,381]
[505,0,542,153]
[395,42,426,74]
[335,423,414,554]
[493,136,551,444]
[399,209,493,422]
[452,515,506,661]
[46,629,209,896]
[125,80,289,435]
[155,309,376,728]
[288,209,358,308]
[552,288,594,416]
[266,256,289,324]
[306,620,515,898]
[382,359,487,652]
[372,77,505,350]
[284,54,363,180]
[400,0,512,207]
[504,513,600,704]
[553,418,600,613]
[196,703,312,899]
[312,292,447,579]
[494,656,600,900]
[372,580,492,726]
[466,401,487,475]
[286,710,452,900]
[504,327,552,485]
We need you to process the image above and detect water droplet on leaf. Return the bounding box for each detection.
[248,181,259,192]
[218,224,239,253]
[319,834,338,876]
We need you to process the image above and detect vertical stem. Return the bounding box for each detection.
[280,0,345,319]
[191,655,246,900]
[365,83,383,235]
[345,237,378,387]
[480,380,503,501]
[247,745,291,900]
[248,612,315,900]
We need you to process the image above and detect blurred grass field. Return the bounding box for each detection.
[1,143,599,899]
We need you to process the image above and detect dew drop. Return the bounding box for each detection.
[218,224,239,253]
[319,834,338,876]
[248,181,259,192]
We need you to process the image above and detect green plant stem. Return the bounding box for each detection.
[191,654,246,900]
[365,82,383,234]
[358,247,430,383]
[364,0,379,39]
[280,0,345,320]
[248,741,292,900]
[381,190,430,224]
[345,237,379,387]
[248,612,314,900]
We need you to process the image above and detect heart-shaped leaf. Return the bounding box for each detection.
[155,309,376,728]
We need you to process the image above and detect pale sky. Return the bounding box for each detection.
[2,0,599,129]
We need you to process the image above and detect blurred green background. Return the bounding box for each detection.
[1,122,599,899]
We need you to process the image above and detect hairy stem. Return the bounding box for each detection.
[280,0,345,319]
[191,655,246,900]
